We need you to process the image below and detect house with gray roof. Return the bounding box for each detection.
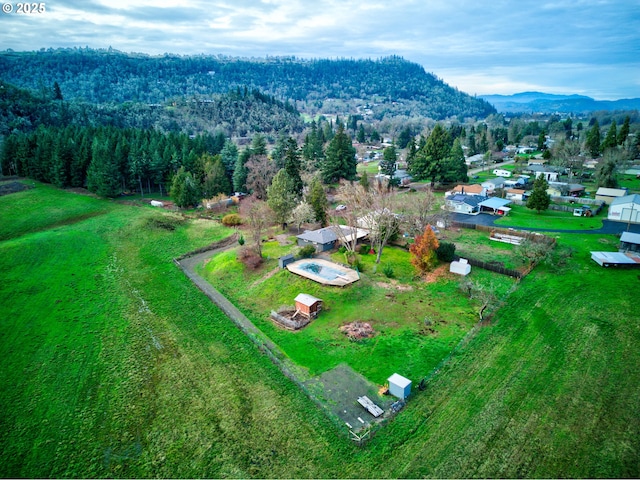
[296,227,338,251]
[444,194,486,215]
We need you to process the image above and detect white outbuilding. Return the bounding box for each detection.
[387,373,412,400]
[608,194,640,224]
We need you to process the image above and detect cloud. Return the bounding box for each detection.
[0,0,638,99]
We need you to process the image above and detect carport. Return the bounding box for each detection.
[479,197,512,215]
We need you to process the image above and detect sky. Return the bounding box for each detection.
[1,0,639,100]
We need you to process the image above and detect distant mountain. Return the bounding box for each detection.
[0,48,495,120]
[480,91,640,114]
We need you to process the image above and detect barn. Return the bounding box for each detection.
[608,194,640,224]
[294,293,322,319]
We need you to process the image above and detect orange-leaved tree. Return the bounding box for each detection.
[410,225,440,274]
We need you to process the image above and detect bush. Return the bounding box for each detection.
[297,245,316,259]
[237,247,263,270]
[237,234,245,246]
[382,264,395,278]
[359,244,370,255]
[338,245,347,254]
[222,213,242,227]
[436,242,457,262]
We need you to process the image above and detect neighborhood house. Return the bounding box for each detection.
[607,194,640,224]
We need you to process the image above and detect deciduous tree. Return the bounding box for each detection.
[267,169,298,229]
[410,225,440,274]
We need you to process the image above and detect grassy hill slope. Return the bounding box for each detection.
[0,181,638,477]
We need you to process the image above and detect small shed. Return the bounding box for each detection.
[278,254,295,269]
[294,293,322,319]
[387,373,412,400]
[620,231,640,253]
[450,258,471,275]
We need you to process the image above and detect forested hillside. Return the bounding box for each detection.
[0,48,495,120]
[0,80,305,138]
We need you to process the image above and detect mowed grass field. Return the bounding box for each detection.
[1,180,639,478]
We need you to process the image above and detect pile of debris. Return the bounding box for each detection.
[340,321,375,340]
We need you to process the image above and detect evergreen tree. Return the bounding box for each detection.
[321,123,357,183]
[585,120,601,158]
[302,121,325,169]
[526,175,551,213]
[202,156,232,198]
[283,137,303,197]
[356,124,366,143]
[601,120,617,151]
[170,166,201,208]
[359,170,370,191]
[397,126,412,149]
[267,169,297,229]
[440,138,468,183]
[87,136,122,197]
[250,133,267,156]
[411,123,452,185]
[220,139,238,178]
[307,177,328,226]
[53,81,63,101]
[232,148,251,193]
[618,116,630,145]
[380,145,397,178]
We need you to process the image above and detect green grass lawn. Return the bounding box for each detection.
[198,242,515,385]
[1,183,639,478]
[495,203,604,230]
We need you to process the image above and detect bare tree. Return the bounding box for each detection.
[239,194,273,257]
[245,155,277,200]
[289,201,315,233]
[395,187,445,237]
[459,277,499,322]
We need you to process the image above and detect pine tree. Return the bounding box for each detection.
[170,167,201,208]
[526,175,551,214]
[585,120,601,158]
[321,122,356,183]
[203,157,231,198]
[440,138,468,183]
[220,139,238,178]
[232,148,251,193]
[283,137,303,197]
[601,120,617,151]
[87,136,122,197]
[618,116,630,145]
[307,177,329,226]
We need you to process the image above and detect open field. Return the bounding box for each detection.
[1,180,639,477]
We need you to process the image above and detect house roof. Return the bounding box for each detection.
[507,188,526,194]
[294,293,322,307]
[479,197,512,209]
[297,227,338,244]
[597,187,628,197]
[568,184,585,191]
[388,373,411,388]
[448,194,486,207]
[621,231,640,245]
[481,177,507,188]
[611,194,640,206]
[451,184,485,195]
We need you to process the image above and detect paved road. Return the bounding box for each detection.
[450,212,640,235]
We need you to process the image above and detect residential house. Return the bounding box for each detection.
[506,188,527,201]
[444,194,485,214]
[481,177,508,194]
[447,184,487,196]
[596,187,629,205]
[526,165,561,182]
[547,182,569,197]
[296,227,338,252]
[568,184,586,197]
[607,194,640,224]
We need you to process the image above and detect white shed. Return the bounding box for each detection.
[387,373,412,400]
[450,258,471,276]
[608,194,640,224]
